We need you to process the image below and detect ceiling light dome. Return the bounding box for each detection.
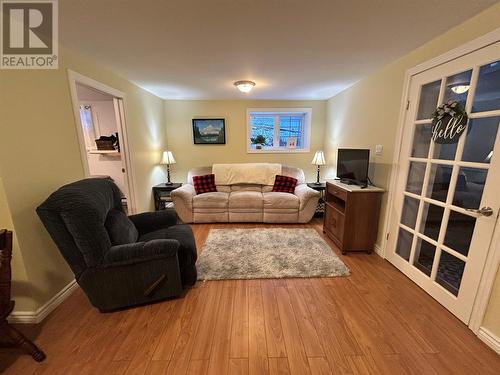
[234,80,255,93]
[450,85,470,94]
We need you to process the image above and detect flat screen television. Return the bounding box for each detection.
[336,148,370,187]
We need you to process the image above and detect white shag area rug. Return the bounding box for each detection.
[197,228,350,280]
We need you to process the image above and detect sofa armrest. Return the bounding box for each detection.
[294,184,320,210]
[103,239,179,266]
[171,184,196,223]
[171,184,196,204]
[129,210,177,235]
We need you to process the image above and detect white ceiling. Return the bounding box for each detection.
[60,0,497,100]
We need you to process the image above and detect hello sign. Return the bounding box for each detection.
[431,101,468,144]
[431,113,468,144]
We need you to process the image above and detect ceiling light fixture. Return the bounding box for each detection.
[450,85,470,94]
[234,80,255,93]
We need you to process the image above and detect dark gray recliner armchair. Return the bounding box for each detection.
[36,178,197,312]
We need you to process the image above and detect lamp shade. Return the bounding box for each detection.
[311,150,326,165]
[160,150,176,165]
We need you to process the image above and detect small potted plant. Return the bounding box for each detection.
[251,135,266,150]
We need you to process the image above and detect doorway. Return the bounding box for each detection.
[386,40,500,324]
[68,71,136,213]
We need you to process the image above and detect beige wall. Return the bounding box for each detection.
[164,100,326,182]
[0,177,34,312]
[0,47,167,313]
[483,268,500,335]
[324,3,500,336]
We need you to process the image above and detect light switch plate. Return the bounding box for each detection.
[375,144,383,155]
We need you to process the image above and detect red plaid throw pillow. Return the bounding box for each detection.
[272,175,298,194]
[193,174,217,194]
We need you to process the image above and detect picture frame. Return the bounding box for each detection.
[192,118,226,144]
[286,137,297,149]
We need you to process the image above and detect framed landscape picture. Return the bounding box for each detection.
[192,118,226,144]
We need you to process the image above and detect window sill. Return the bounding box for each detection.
[247,148,310,154]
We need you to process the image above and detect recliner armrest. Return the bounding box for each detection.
[102,239,179,266]
[294,184,320,210]
[129,209,177,235]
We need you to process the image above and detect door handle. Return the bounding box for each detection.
[465,206,493,217]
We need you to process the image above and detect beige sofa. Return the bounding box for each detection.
[171,165,320,223]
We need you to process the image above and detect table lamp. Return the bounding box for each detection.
[160,150,176,185]
[311,150,326,185]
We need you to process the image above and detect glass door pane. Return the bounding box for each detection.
[413,239,436,276]
[462,117,500,163]
[411,123,432,158]
[405,162,426,195]
[443,211,476,257]
[452,168,487,209]
[401,196,419,229]
[426,164,453,202]
[432,142,457,161]
[472,60,500,112]
[436,251,465,296]
[443,70,472,107]
[419,203,444,241]
[416,80,441,120]
[396,228,413,261]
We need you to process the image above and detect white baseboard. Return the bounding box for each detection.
[373,243,385,258]
[477,327,500,355]
[8,279,78,324]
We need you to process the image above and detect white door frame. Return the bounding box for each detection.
[67,69,137,214]
[384,27,500,334]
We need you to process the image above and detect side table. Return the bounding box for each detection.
[307,182,326,217]
[152,183,182,211]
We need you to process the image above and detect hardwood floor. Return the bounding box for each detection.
[1,219,499,374]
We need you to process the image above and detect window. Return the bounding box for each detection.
[79,105,100,150]
[247,108,312,152]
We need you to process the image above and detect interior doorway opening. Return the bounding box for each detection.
[68,71,136,213]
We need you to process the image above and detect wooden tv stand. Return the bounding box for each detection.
[323,181,383,255]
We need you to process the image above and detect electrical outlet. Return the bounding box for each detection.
[375,144,383,156]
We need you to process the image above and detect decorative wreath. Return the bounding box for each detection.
[430,100,469,144]
[431,100,467,123]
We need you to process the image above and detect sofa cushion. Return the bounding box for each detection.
[229,212,263,222]
[262,185,273,193]
[229,191,263,209]
[104,209,139,245]
[194,212,229,223]
[193,174,217,194]
[272,175,298,194]
[231,184,262,192]
[263,192,299,209]
[216,185,231,193]
[264,211,298,223]
[193,192,229,209]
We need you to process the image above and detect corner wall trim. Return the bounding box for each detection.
[477,327,500,355]
[8,280,78,324]
[373,243,384,258]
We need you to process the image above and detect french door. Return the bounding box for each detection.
[387,41,500,323]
